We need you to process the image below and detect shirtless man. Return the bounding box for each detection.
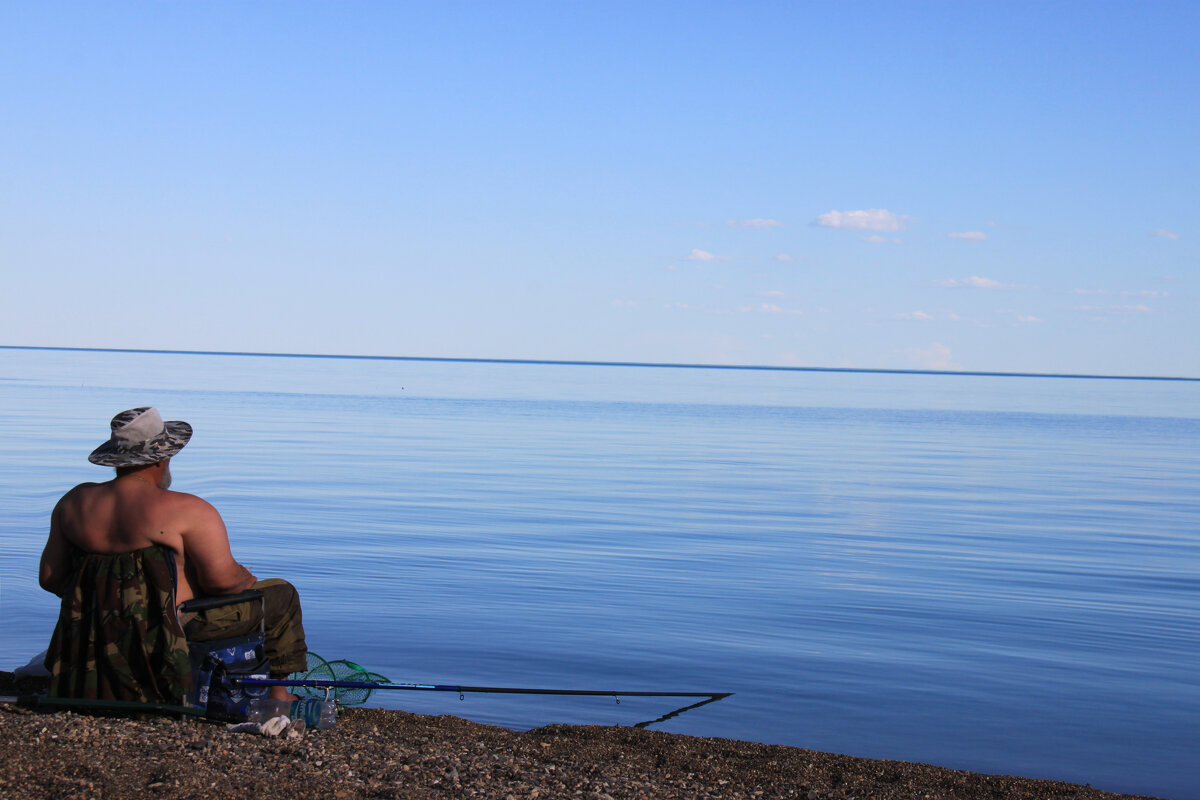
[40,407,304,702]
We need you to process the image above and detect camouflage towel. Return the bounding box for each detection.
[45,544,192,704]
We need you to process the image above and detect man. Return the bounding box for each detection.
[40,406,304,703]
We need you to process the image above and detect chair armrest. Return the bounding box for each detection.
[179,589,264,614]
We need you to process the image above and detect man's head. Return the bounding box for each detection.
[88,407,192,469]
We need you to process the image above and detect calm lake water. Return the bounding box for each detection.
[2,347,1197,799]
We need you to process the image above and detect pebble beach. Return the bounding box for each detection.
[1,673,1162,800]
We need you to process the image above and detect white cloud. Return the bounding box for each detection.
[611,299,636,308]
[738,302,802,315]
[906,342,958,370]
[936,276,1004,289]
[948,231,987,241]
[774,253,795,263]
[1150,229,1180,240]
[1072,304,1151,313]
[863,235,902,244]
[895,310,935,321]
[760,289,785,297]
[728,218,783,229]
[686,249,717,261]
[1071,288,1168,297]
[813,209,910,231]
[999,309,1042,323]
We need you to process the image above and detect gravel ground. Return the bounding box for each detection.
[0,674,1161,800]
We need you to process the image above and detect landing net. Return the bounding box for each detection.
[286,652,390,706]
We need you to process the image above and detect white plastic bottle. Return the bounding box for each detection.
[246,697,337,729]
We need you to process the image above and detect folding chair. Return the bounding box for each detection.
[178,589,271,717]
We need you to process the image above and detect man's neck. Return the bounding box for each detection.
[115,462,167,489]
[118,472,159,489]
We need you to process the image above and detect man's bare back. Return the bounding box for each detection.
[40,458,256,606]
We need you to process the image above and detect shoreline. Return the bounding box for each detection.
[1,675,1163,800]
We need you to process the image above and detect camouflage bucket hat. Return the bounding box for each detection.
[88,407,193,467]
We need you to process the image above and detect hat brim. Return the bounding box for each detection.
[88,420,193,467]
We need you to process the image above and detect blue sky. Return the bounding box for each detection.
[2,1,1196,376]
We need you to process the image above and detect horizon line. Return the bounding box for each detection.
[3,344,1198,382]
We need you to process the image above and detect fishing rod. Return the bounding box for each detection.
[234,677,731,728]
[235,676,731,703]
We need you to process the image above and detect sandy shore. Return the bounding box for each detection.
[0,674,1162,800]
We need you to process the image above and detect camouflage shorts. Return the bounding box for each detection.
[183,578,308,678]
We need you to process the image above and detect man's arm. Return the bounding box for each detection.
[179,495,257,595]
[39,499,74,596]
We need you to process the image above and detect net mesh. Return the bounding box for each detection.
[286,652,390,706]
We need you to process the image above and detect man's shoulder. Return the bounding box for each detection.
[161,488,219,511]
[56,481,107,505]
[66,480,107,493]
[160,489,225,527]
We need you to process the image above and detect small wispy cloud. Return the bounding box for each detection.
[774,253,795,263]
[863,235,902,244]
[686,249,717,261]
[760,289,785,298]
[895,310,935,321]
[738,303,802,315]
[905,342,958,370]
[936,276,1005,289]
[999,309,1042,323]
[1150,229,1180,240]
[1072,304,1152,314]
[611,299,636,308]
[727,218,783,229]
[813,209,911,231]
[1071,288,1168,298]
[948,231,987,241]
